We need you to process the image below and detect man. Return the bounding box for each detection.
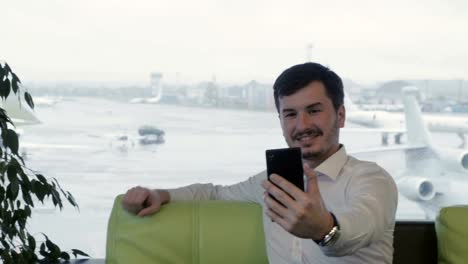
[122,62,398,263]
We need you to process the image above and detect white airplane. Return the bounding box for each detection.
[345,94,468,147]
[130,73,163,104]
[352,86,468,219]
[359,103,404,112]
[33,96,62,107]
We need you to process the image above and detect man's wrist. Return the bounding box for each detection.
[314,212,340,247]
[315,212,334,240]
[155,189,170,204]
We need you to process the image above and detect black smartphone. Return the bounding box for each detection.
[265,147,304,192]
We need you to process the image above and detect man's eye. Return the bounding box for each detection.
[284,113,296,118]
[308,109,321,114]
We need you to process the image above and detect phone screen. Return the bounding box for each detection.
[266,147,304,192]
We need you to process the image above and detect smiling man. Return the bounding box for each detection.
[123,62,398,263]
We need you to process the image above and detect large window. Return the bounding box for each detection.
[3,0,468,257]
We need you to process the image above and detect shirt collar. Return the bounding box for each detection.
[314,145,348,181]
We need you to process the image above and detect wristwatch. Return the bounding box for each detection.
[315,213,340,247]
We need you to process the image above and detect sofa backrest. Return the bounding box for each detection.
[106,195,268,264]
[106,195,446,264]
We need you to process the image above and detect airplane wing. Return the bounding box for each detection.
[350,145,425,155]
[11,117,41,126]
[343,127,406,134]
[0,96,41,126]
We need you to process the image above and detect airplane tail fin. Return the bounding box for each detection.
[402,86,431,147]
[150,73,163,103]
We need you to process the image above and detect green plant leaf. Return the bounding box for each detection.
[71,249,90,258]
[1,238,11,250]
[24,92,34,109]
[5,129,19,155]
[3,198,10,210]
[7,165,17,183]
[25,205,31,217]
[7,181,19,200]
[66,191,78,208]
[45,239,61,259]
[21,187,34,206]
[27,234,36,251]
[36,174,47,184]
[60,251,70,261]
[0,187,4,202]
[39,242,49,258]
[12,79,19,94]
[31,180,46,202]
[0,64,5,78]
[0,161,5,172]
[4,63,11,74]
[11,72,21,84]
[19,171,31,188]
[0,78,11,99]
[1,250,12,263]
[51,189,63,209]
[0,108,13,129]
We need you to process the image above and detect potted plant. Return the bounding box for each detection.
[0,61,88,263]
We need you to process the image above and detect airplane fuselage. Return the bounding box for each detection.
[347,110,468,134]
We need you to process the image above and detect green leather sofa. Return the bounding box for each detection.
[106,195,467,264]
[435,205,468,264]
[106,195,268,264]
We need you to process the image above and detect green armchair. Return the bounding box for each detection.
[106,195,268,264]
[435,205,468,264]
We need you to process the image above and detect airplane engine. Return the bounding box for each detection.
[437,148,468,173]
[397,177,436,201]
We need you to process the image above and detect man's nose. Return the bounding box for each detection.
[296,112,312,129]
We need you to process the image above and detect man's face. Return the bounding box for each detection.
[278,81,345,165]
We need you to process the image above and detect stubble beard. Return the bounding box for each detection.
[297,121,340,165]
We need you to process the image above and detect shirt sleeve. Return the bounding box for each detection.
[167,170,266,204]
[320,162,398,257]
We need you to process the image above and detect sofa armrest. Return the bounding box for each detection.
[435,205,468,264]
[106,195,268,264]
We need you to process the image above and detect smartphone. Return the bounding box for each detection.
[265,147,304,192]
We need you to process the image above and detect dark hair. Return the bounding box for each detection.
[273,62,344,112]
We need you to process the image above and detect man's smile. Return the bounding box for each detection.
[293,129,323,144]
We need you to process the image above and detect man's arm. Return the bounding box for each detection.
[320,165,398,256]
[262,162,398,257]
[122,171,266,216]
[167,172,264,202]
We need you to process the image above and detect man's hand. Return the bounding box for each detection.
[122,186,167,217]
[261,164,333,240]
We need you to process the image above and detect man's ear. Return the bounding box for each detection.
[337,104,346,128]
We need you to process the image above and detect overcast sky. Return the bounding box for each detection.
[2,0,468,85]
